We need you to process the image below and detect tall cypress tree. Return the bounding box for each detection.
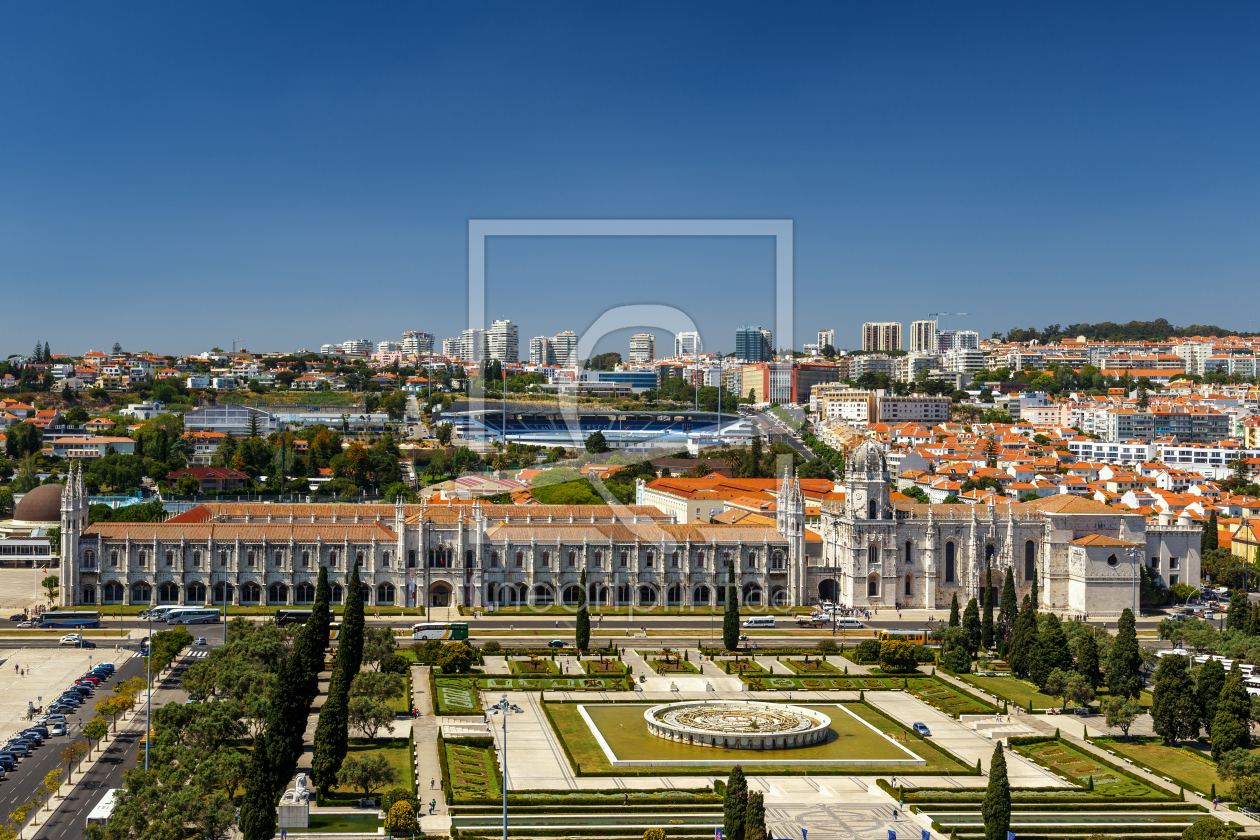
[303,565,333,702]
[744,790,767,840]
[265,654,311,795]
[723,766,747,840]
[962,598,981,653]
[981,745,1010,840]
[1029,613,1072,688]
[981,562,994,650]
[1029,566,1038,609]
[312,566,365,794]
[1211,666,1251,761]
[1007,595,1037,678]
[239,730,278,840]
[998,567,1017,645]
[948,594,960,627]
[1108,608,1142,700]
[723,561,740,651]
[1197,658,1227,735]
[1076,630,1102,689]
[575,569,590,651]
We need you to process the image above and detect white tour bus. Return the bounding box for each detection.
[87,789,120,827]
[142,606,181,622]
[166,608,221,625]
[742,616,776,628]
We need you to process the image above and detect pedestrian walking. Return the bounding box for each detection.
[430,778,435,789]
[429,799,436,815]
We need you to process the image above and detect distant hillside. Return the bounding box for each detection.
[1003,318,1259,344]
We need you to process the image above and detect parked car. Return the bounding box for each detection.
[194,637,208,646]
[25,726,48,737]
[50,724,65,737]
[37,714,65,725]
[5,744,31,755]
[59,634,82,646]
[912,722,931,737]
[16,622,35,629]
[8,614,25,622]
[75,640,97,649]
[0,755,16,770]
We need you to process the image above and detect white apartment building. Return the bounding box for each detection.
[817,329,835,350]
[489,319,519,363]
[895,352,938,382]
[942,347,986,373]
[1158,442,1260,477]
[862,322,902,352]
[910,320,937,353]
[341,339,372,356]
[674,331,703,357]
[459,329,489,363]
[812,387,877,426]
[552,331,578,367]
[441,337,461,357]
[401,331,435,356]
[1066,438,1157,465]
[876,394,951,424]
[376,341,402,354]
[1205,355,1257,377]
[937,330,980,352]
[529,336,553,366]
[629,333,656,363]
[849,354,894,379]
[1173,342,1214,375]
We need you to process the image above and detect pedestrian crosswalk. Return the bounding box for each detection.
[183,650,209,659]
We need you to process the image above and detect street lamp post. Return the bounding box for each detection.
[487,694,522,840]
[144,608,151,771]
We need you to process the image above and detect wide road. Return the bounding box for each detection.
[32,648,205,840]
[749,408,816,461]
[0,654,143,836]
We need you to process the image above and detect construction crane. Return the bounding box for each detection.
[927,312,969,321]
[232,338,245,353]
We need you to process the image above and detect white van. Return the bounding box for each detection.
[836,617,864,630]
[742,616,776,628]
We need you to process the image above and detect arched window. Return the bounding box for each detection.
[356,551,364,567]
[868,544,880,566]
[382,551,390,569]
[328,549,338,568]
[219,550,227,567]
[82,585,96,604]
[83,550,96,568]
[905,541,913,565]
[747,552,757,569]
[465,550,474,568]
[240,582,261,604]
[158,582,179,603]
[192,551,201,568]
[588,584,607,605]
[593,550,602,569]
[110,550,118,567]
[268,583,288,604]
[985,544,996,564]
[637,585,657,606]
[868,499,877,520]
[615,584,631,605]
[165,549,174,567]
[1024,540,1036,582]
[330,583,343,604]
[132,581,151,603]
[137,550,147,567]
[407,550,416,568]
[515,551,524,568]
[771,551,784,570]
[695,551,705,569]
[671,551,680,568]
[247,550,255,568]
[667,584,682,605]
[301,551,310,568]
[187,581,206,603]
[944,542,956,583]
[490,551,500,568]
[568,550,577,567]
[103,582,124,603]
[296,583,315,603]
[377,583,396,605]
[692,585,710,605]
[213,582,234,604]
[905,575,912,596]
[562,585,581,605]
[541,551,550,569]
[275,551,284,567]
[533,584,554,606]
[620,551,628,567]
[645,552,654,569]
[741,582,762,606]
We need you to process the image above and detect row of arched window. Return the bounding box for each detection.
[485,581,786,607]
[82,548,398,570]
[81,580,398,606]
[481,548,785,570]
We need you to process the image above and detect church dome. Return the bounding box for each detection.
[851,439,887,477]
[12,483,63,524]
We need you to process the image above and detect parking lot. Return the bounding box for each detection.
[0,646,133,743]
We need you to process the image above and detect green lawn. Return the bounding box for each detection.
[446,742,501,801]
[1015,740,1164,798]
[387,668,413,714]
[1097,737,1222,795]
[508,658,560,676]
[960,673,1153,711]
[544,701,970,776]
[302,814,382,833]
[324,738,415,804]
[780,658,840,675]
[434,678,483,715]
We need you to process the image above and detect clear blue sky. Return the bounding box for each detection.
[2,2,1258,358]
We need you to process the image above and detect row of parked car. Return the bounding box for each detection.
[0,662,119,778]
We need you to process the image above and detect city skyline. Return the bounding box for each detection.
[4,4,1259,355]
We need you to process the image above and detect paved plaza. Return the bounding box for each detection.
[0,646,132,742]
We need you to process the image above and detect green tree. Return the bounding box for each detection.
[1197,658,1227,736]
[1202,512,1219,553]
[312,566,364,794]
[981,744,1010,840]
[1211,669,1252,761]
[576,569,590,651]
[362,626,397,670]
[879,639,917,673]
[347,696,395,739]
[1181,817,1233,840]
[723,766,747,840]
[998,567,1017,646]
[948,594,960,627]
[1151,654,1200,745]
[5,422,42,460]
[585,430,609,453]
[1029,613,1073,688]
[41,574,59,603]
[238,729,277,840]
[981,563,994,649]
[1076,630,1102,688]
[336,753,397,798]
[744,790,766,840]
[1108,608,1142,699]
[962,598,981,653]
[1228,589,1249,631]
[434,641,475,674]
[1063,671,1096,709]
[722,561,739,652]
[351,672,406,704]
[1103,695,1141,739]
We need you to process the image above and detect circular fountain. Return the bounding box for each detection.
[644,701,831,750]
